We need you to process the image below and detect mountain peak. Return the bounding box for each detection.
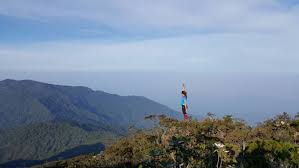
[0,79,178,129]
[1,79,17,83]
[0,79,45,85]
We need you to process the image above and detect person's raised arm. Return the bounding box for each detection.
[182,83,186,92]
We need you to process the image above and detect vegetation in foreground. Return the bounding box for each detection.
[40,112,299,168]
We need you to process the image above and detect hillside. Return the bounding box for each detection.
[0,79,178,130]
[0,122,116,167]
[39,113,299,168]
[0,79,178,167]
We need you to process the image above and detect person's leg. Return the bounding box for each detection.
[182,105,185,118]
[182,105,188,120]
[184,113,188,120]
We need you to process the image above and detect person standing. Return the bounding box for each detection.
[181,83,188,120]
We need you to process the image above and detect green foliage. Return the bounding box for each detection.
[0,122,118,164]
[243,140,299,168]
[43,112,299,168]
[0,79,179,165]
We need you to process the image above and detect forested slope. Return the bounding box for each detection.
[41,112,299,168]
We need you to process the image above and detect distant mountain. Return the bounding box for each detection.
[0,79,178,129]
[0,122,111,167]
[0,79,178,166]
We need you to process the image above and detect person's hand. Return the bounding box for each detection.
[182,83,186,91]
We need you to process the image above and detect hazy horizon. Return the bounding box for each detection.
[1,70,298,124]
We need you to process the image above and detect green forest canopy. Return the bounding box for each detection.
[41,112,299,168]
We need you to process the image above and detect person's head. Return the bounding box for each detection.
[181,91,187,98]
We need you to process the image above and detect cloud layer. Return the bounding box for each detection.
[1,0,298,34]
[0,0,299,72]
[1,33,298,72]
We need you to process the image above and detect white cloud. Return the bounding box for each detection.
[0,1,298,73]
[0,0,298,34]
[1,33,298,72]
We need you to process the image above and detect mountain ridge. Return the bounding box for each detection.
[0,79,179,129]
[0,79,179,166]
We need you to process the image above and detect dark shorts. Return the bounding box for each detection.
[182,105,187,114]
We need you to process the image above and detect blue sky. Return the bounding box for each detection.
[1,0,299,122]
[0,0,299,73]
